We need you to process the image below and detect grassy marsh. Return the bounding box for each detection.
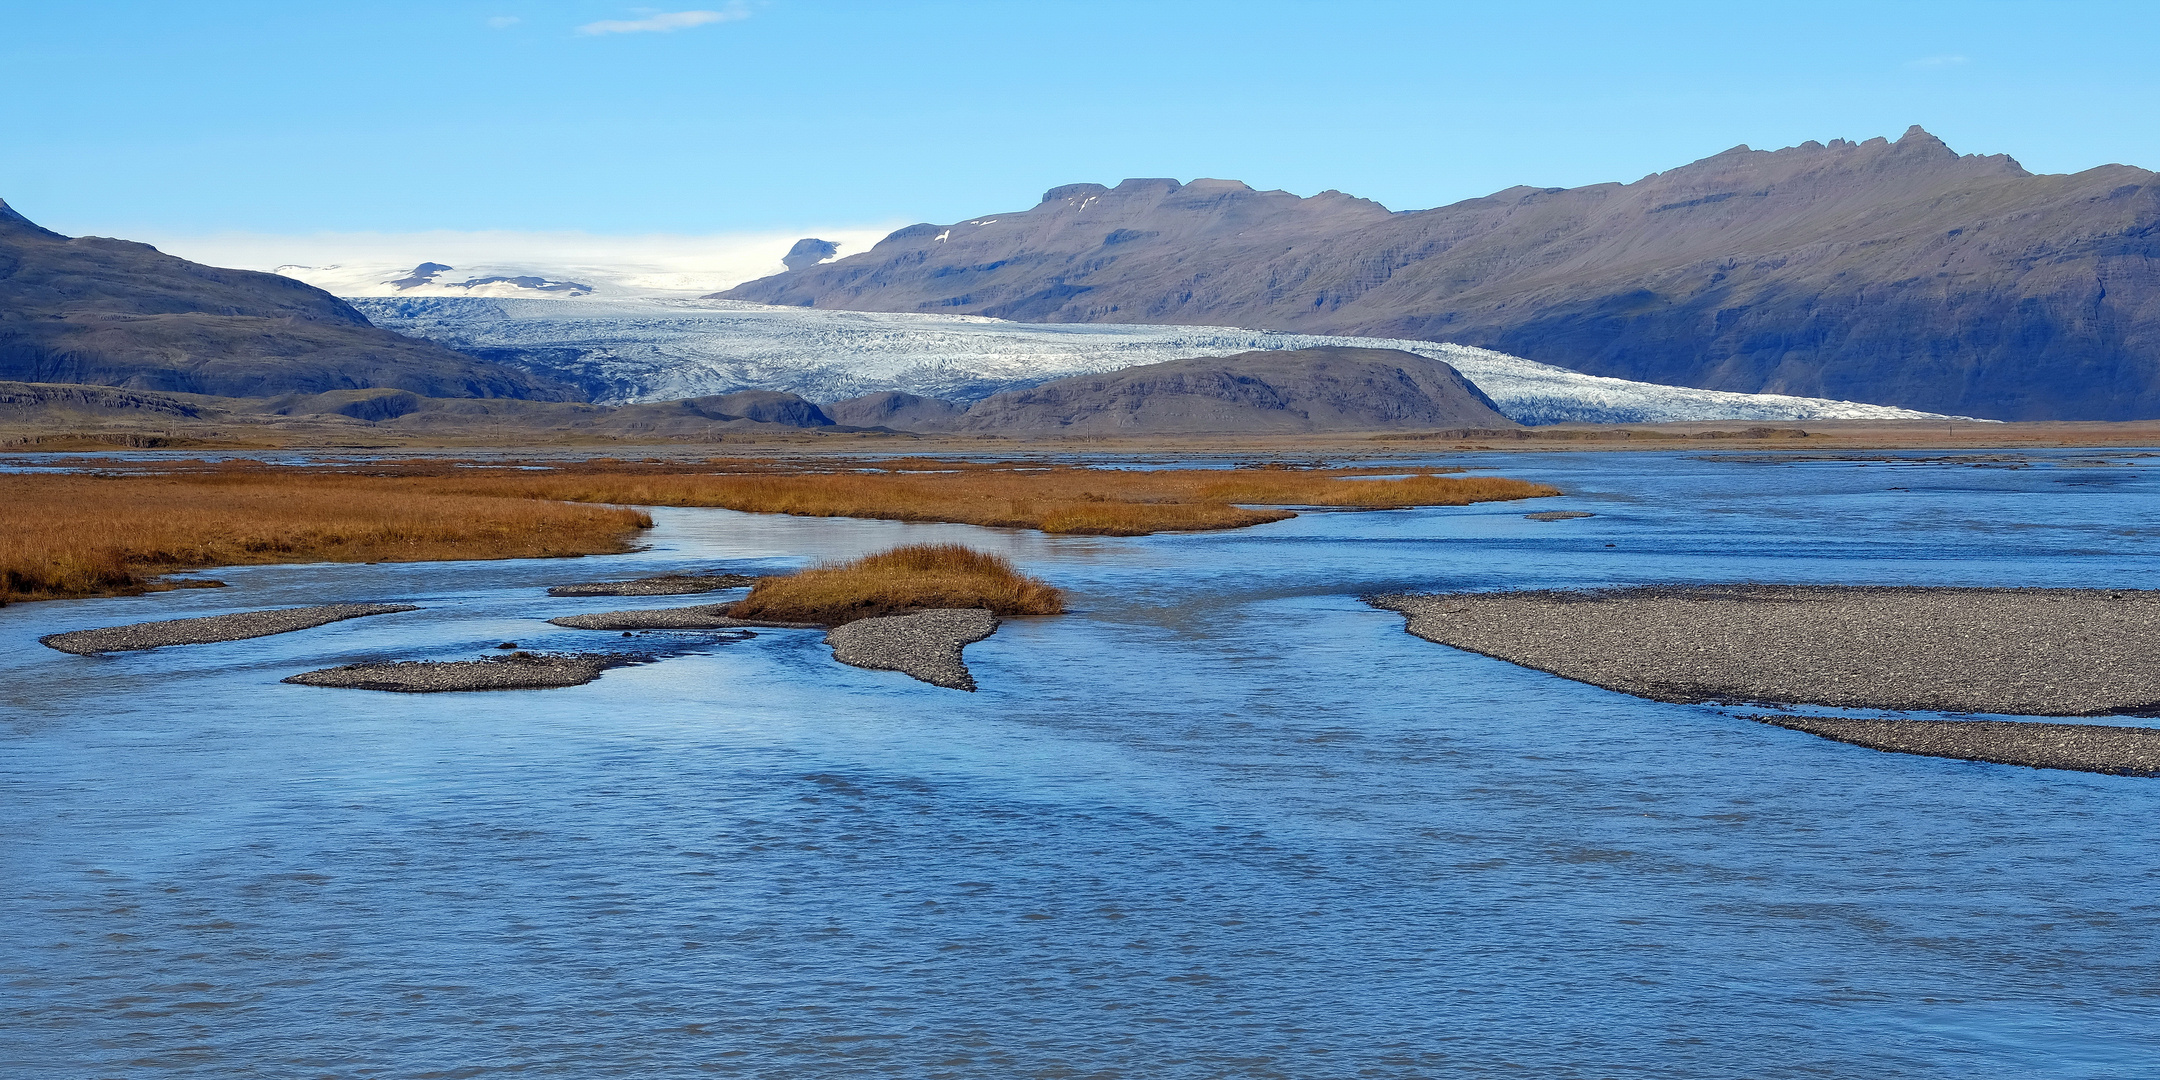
[0,470,651,604]
[3,457,1557,603]
[436,458,1560,535]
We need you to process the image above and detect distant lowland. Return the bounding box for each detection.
[4,125,2156,438]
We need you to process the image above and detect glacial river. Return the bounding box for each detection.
[4,449,2157,1078]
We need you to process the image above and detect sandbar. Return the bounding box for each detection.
[549,603,821,630]
[284,651,641,692]
[546,573,754,597]
[41,603,418,655]
[1369,585,2160,716]
[825,608,1000,691]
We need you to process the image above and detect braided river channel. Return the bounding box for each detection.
[4,448,2158,1078]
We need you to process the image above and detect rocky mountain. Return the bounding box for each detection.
[782,239,841,272]
[677,390,834,427]
[722,128,2160,421]
[826,347,1517,435]
[0,200,575,399]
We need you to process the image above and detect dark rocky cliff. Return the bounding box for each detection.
[722,129,2160,421]
[0,200,576,399]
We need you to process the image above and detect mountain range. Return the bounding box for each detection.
[0,193,1944,434]
[722,128,2160,421]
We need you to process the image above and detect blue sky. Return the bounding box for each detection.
[5,0,2157,240]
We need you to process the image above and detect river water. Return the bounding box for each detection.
[3,449,2157,1078]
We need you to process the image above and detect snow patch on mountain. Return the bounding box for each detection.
[350,296,1965,425]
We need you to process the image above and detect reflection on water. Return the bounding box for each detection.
[4,449,2159,1077]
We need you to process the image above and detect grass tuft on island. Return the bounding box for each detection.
[728,544,1064,625]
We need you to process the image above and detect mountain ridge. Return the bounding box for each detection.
[0,200,578,400]
[721,128,2160,420]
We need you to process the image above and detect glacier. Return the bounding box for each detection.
[351,296,1963,425]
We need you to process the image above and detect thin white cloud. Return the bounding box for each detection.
[1907,55,1970,69]
[486,15,521,28]
[577,6,748,36]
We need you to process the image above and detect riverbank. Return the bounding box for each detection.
[1749,715,2160,776]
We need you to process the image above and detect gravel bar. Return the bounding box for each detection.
[284,652,642,692]
[825,609,1000,691]
[546,574,754,597]
[41,603,419,655]
[1524,511,1596,521]
[1369,585,2160,716]
[549,603,821,631]
[1748,715,2160,777]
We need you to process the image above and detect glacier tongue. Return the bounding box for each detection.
[351,296,1963,425]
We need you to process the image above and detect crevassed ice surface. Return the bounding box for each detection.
[353,296,1957,424]
[3,449,2157,1078]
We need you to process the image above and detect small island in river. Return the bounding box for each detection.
[1371,585,2160,776]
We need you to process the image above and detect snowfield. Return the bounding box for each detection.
[352,296,1961,425]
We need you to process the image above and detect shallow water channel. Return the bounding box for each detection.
[4,449,2159,1077]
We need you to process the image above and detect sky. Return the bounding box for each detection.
[4,0,2158,280]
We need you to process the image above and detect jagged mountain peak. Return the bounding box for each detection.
[1899,123,1944,145]
[1648,127,2029,189]
[837,174,1395,269]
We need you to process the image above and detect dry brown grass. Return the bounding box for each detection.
[432,460,1560,536]
[727,544,1064,625]
[0,471,652,604]
[2,457,1557,604]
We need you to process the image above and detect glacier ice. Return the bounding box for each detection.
[351,296,1963,425]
